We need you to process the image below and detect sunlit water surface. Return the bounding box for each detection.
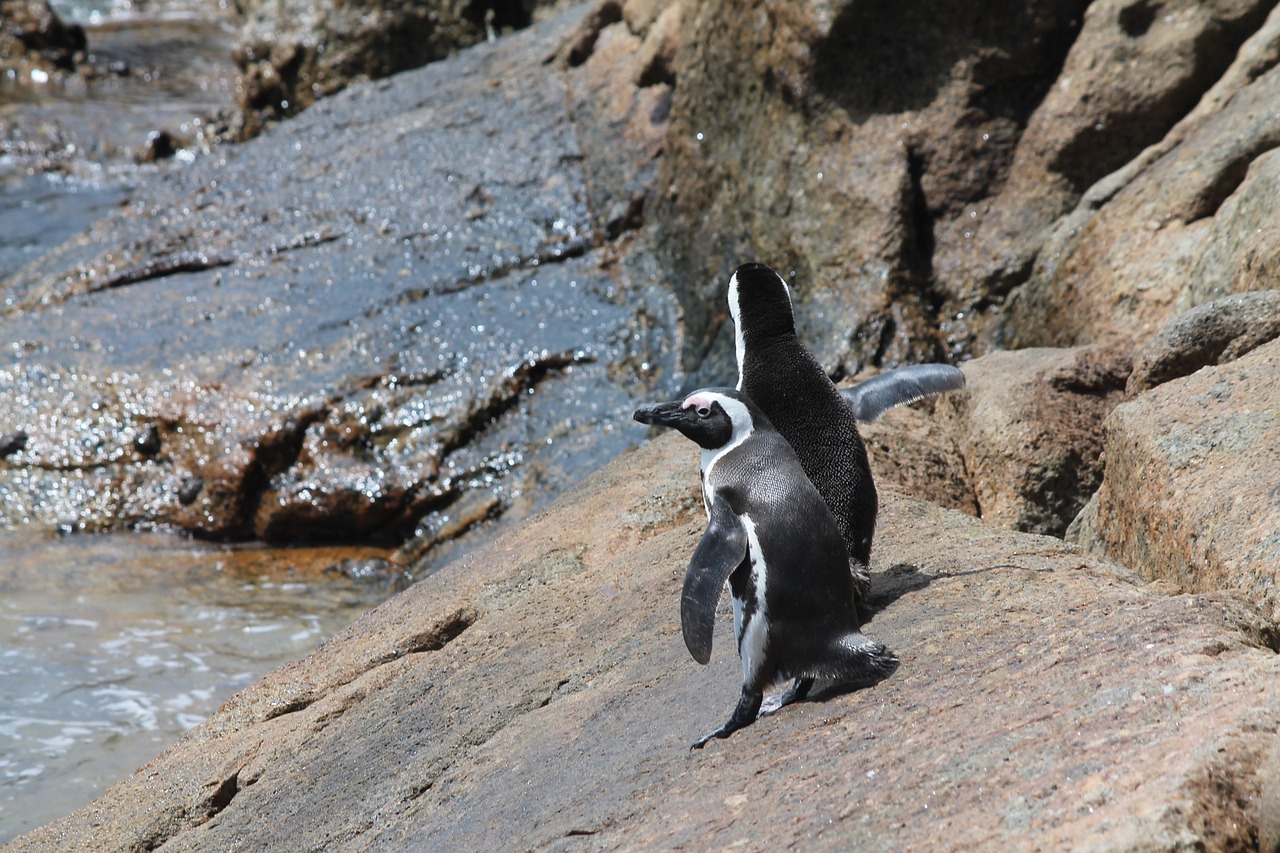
[0,529,399,842]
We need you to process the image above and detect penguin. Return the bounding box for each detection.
[634,387,898,749]
[727,261,964,599]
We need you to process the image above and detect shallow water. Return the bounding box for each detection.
[0,528,402,843]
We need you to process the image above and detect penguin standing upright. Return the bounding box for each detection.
[634,387,897,749]
[727,262,964,598]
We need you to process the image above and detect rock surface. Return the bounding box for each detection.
[9,433,1280,851]
[650,0,1280,375]
[1004,3,1280,352]
[231,0,577,137]
[0,9,678,557]
[0,0,85,78]
[1127,289,1280,393]
[935,345,1130,536]
[1070,337,1280,623]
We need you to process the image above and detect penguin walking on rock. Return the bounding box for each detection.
[728,262,965,600]
[634,387,898,748]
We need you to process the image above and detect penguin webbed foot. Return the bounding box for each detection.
[691,686,763,750]
[758,677,814,717]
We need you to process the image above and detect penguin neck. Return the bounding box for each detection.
[736,328,798,389]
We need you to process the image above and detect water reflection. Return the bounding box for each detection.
[0,529,400,843]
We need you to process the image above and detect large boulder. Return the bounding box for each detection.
[10,432,1280,850]
[231,0,580,137]
[0,8,678,557]
[935,345,1130,536]
[1004,4,1280,351]
[648,0,1276,375]
[1070,337,1280,622]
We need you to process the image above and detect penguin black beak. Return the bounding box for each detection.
[633,399,687,429]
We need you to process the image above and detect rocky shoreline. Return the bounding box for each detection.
[4,0,1280,846]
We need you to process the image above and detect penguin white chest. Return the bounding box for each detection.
[733,513,770,685]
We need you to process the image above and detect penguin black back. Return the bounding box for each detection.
[729,263,877,588]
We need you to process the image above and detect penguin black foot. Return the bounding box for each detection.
[758,677,814,717]
[691,686,763,750]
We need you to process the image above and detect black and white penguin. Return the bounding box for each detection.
[634,387,897,749]
[728,261,964,598]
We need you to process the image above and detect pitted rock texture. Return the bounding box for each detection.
[936,345,1130,537]
[1127,289,1280,393]
[1070,337,1280,623]
[9,433,1280,851]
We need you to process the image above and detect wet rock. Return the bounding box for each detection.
[136,129,183,163]
[0,9,679,559]
[0,429,28,458]
[1128,290,1280,394]
[1070,338,1280,622]
[936,346,1130,537]
[232,0,577,137]
[132,423,162,456]
[0,0,86,76]
[1004,4,1280,351]
[176,476,203,505]
[12,433,1280,850]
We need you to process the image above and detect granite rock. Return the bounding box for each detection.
[937,346,1130,536]
[10,432,1280,851]
[1070,337,1280,622]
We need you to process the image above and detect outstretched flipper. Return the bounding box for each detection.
[841,364,966,423]
[681,495,748,665]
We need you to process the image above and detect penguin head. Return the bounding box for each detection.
[633,387,755,450]
[728,262,796,346]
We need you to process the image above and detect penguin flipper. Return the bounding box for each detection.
[682,496,748,666]
[840,364,966,423]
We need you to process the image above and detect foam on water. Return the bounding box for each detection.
[0,529,396,843]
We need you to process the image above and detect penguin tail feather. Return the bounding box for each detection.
[808,633,899,687]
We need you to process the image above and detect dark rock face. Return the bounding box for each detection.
[0,0,86,75]
[0,9,678,552]
[231,0,576,137]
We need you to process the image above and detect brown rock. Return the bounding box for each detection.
[1070,337,1280,622]
[936,345,1130,536]
[1127,289,1280,393]
[557,0,674,238]
[0,0,85,75]
[1004,4,1280,351]
[650,0,1097,373]
[648,0,1276,372]
[859,400,978,517]
[949,0,1275,335]
[11,432,1280,850]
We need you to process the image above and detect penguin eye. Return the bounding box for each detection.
[695,405,711,418]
